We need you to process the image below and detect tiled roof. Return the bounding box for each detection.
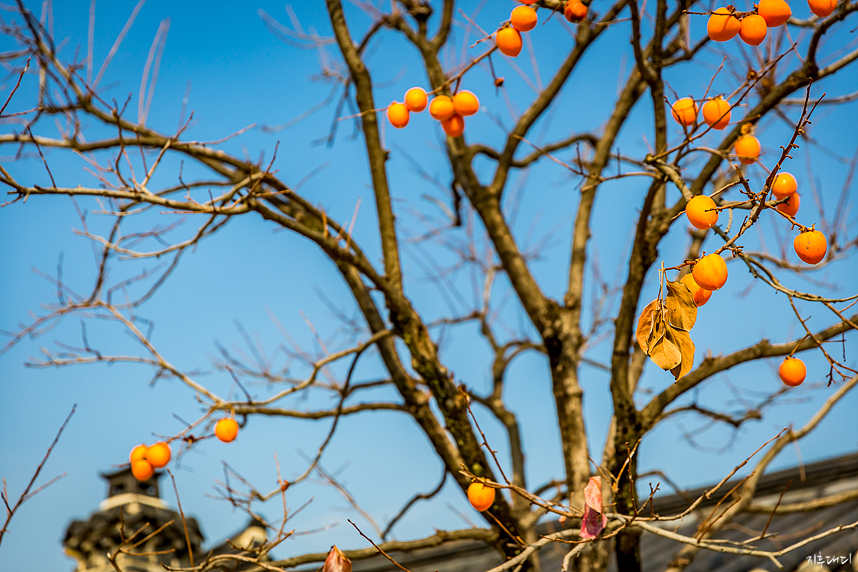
[341,453,858,572]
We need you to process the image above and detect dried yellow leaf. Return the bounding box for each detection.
[648,330,682,370]
[665,280,697,331]
[668,327,695,380]
[636,299,660,353]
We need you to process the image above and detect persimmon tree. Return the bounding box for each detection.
[2,0,857,571]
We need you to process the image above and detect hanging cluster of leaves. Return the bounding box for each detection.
[636,279,698,380]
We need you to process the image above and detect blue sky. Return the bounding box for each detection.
[1,1,857,570]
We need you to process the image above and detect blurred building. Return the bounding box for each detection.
[63,467,266,572]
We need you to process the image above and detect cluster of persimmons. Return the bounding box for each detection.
[708,0,836,46]
[129,417,239,481]
[387,87,480,137]
[495,1,589,56]
[669,88,825,390]
[384,0,592,138]
[441,0,834,512]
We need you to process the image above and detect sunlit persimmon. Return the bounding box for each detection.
[453,91,480,116]
[215,418,239,443]
[685,195,719,229]
[429,95,455,121]
[442,114,465,137]
[692,253,728,291]
[680,273,713,307]
[387,102,409,129]
[404,87,428,112]
[779,357,806,387]
[564,0,588,22]
[758,0,792,26]
[707,7,741,41]
[771,172,797,199]
[793,229,827,264]
[467,482,496,512]
[777,192,800,217]
[511,6,538,32]
[146,442,171,469]
[131,459,155,481]
[808,0,836,17]
[496,27,523,57]
[671,98,698,127]
[739,14,767,45]
[129,444,148,464]
[734,135,761,164]
[702,97,731,129]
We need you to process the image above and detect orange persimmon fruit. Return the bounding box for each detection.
[215,418,239,443]
[702,97,731,129]
[692,253,728,291]
[777,192,800,216]
[680,273,713,307]
[404,87,428,112]
[758,0,792,26]
[442,114,465,137]
[734,135,761,164]
[429,95,455,121]
[707,7,741,41]
[793,229,827,264]
[808,0,836,17]
[779,357,806,387]
[771,172,797,199]
[467,482,496,512]
[453,91,480,116]
[739,14,767,45]
[387,102,410,128]
[685,195,719,229]
[131,459,155,481]
[564,0,588,22]
[146,442,172,469]
[129,444,148,464]
[510,6,538,32]
[671,98,698,127]
[496,27,523,57]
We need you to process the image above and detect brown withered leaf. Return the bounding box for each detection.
[668,327,695,380]
[636,299,661,353]
[648,328,682,370]
[647,310,669,358]
[664,280,697,331]
[323,546,352,572]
